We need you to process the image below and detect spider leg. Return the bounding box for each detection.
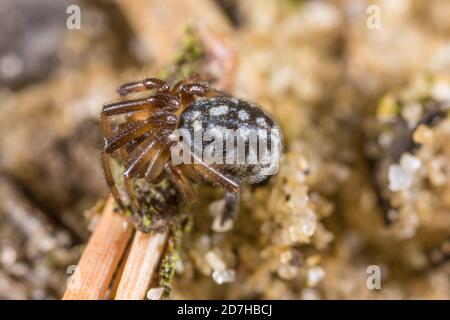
[100,150,125,209]
[115,123,131,162]
[117,78,170,96]
[173,82,210,109]
[101,94,178,142]
[171,74,208,98]
[105,121,155,153]
[112,133,140,211]
[187,149,240,194]
[101,94,179,117]
[124,176,139,211]
[110,134,161,212]
[121,135,167,211]
[145,148,170,182]
[101,140,141,211]
[180,83,209,97]
[124,135,162,179]
[106,109,178,153]
[172,74,226,98]
[165,163,197,203]
[124,132,171,184]
[101,112,113,140]
[171,74,202,94]
[100,107,127,209]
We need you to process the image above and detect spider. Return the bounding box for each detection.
[100,75,282,225]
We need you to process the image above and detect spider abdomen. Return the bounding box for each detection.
[179,97,282,185]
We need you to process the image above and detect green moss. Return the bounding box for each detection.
[284,0,304,9]
[157,215,193,298]
[159,253,179,297]
[377,94,400,119]
[142,215,152,227]
[158,230,181,298]
[165,26,205,82]
[173,26,204,65]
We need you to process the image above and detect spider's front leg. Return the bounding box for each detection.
[100,122,147,211]
[100,149,126,209]
[184,150,241,227]
[116,78,170,96]
[172,77,210,106]
[187,150,240,194]
[113,125,139,211]
[100,94,179,142]
[164,163,197,203]
[101,147,140,213]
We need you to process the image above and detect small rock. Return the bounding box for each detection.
[146,287,165,300]
[388,164,413,191]
[205,251,226,271]
[212,269,235,285]
[306,266,325,287]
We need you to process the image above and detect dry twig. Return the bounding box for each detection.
[63,197,133,300]
[114,231,169,300]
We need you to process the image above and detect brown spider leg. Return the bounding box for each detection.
[124,176,139,211]
[105,121,155,153]
[170,74,202,93]
[174,82,210,111]
[124,135,164,179]
[122,139,169,211]
[124,128,174,183]
[181,83,210,97]
[101,137,140,211]
[171,75,208,94]
[101,94,179,144]
[113,123,131,161]
[187,149,240,194]
[172,77,226,101]
[145,147,170,182]
[100,108,127,209]
[100,150,125,209]
[101,113,113,140]
[115,139,139,211]
[164,163,197,203]
[105,112,176,153]
[117,78,170,96]
[102,94,180,117]
[101,115,145,211]
[185,147,240,224]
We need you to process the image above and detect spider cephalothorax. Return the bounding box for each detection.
[101,75,282,225]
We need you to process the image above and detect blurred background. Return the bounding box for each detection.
[0,0,449,299]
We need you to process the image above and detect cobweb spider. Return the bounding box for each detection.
[101,75,281,225]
